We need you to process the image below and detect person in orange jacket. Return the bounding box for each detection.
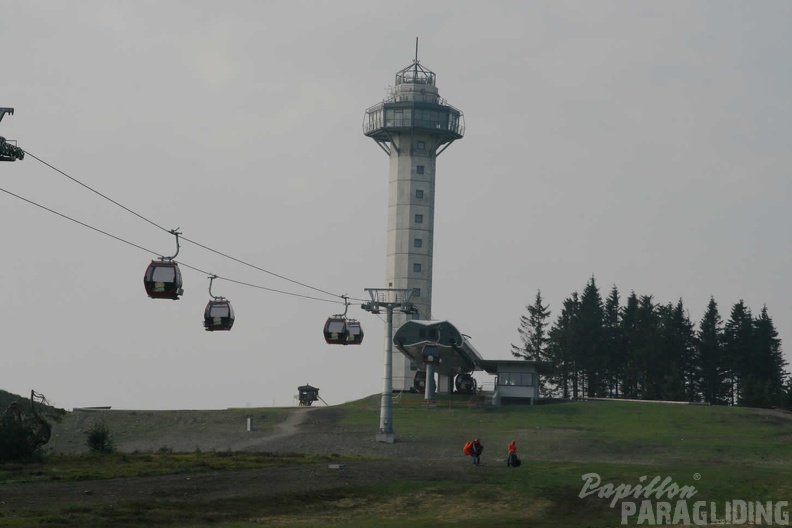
[507,440,518,467]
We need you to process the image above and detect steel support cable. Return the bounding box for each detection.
[212,276,340,304]
[0,185,159,257]
[22,150,360,302]
[0,186,345,305]
[22,150,171,233]
[176,234,353,301]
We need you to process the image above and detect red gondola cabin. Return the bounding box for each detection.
[144,260,183,300]
[204,299,235,331]
[323,317,348,344]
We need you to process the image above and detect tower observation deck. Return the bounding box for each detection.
[363,52,464,392]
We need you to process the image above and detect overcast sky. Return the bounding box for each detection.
[2,1,790,410]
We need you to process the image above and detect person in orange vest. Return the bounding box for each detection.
[464,437,483,466]
[507,440,518,467]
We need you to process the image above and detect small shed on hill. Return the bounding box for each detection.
[297,384,320,406]
[477,360,554,405]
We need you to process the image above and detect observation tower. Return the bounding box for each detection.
[363,46,465,392]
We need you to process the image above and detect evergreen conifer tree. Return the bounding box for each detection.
[723,300,754,405]
[511,290,551,362]
[658,299,699,401]
[578,277,605,397]
[635,295,662,399]
[744,305,787,407]
[602,286,623,397]
[620,292,641,398]
[698,297,727,404]
[546,292,580,399]
[511,290,552,395]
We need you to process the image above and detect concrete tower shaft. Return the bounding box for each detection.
[363,57,464,391]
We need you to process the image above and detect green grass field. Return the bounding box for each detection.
[2,397,791,527]
[333,397,792,527]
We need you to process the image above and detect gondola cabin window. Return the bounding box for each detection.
[208,303,230,318]
[150,266,175,282]
[327,320,345,334]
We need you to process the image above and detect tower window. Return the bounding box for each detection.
[416,189,424,199]
[417,141,425,150]
[414,214,423,224]
[416,165,425,175]
[413,263,422,273]
[414,238,423,248]
[412,288,421,298]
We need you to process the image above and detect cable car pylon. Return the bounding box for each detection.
[203,274,235,331]
[143,228,184,300]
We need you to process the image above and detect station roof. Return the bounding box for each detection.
[393,320,555,376]
[477,359,555,375]
[393,320,483,375]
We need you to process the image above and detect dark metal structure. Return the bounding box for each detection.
[361,287,418,443]
[0,108,24,162]
[393,320,482,376]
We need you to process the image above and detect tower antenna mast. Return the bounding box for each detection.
[414,37,419,77]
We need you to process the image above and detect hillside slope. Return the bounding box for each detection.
[45,395,792,467]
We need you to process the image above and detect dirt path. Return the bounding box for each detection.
[268,407,318,438]
[228,407,318,451]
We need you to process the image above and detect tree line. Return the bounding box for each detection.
[511,276,789,408]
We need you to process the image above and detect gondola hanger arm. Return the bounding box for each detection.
[160,228,181,261]
[342,295,350,317]
[208,274,225,301]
